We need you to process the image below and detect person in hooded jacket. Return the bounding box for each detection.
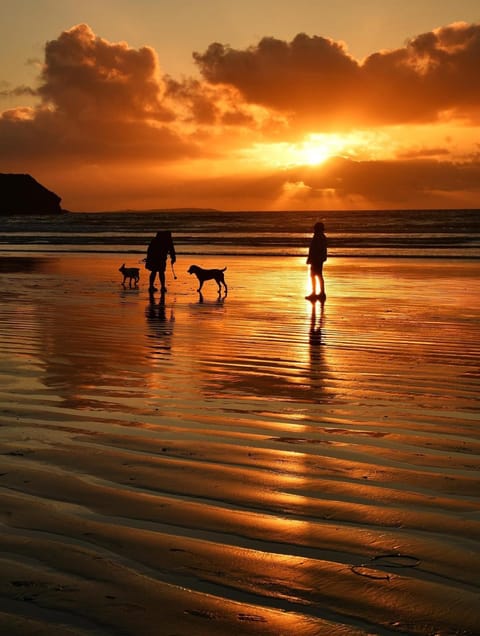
[306,222,327,300]
[145,230,176,293]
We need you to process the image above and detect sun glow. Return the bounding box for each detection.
[301,142,332,166]
[294,133,360,166]
[244,130,395,169]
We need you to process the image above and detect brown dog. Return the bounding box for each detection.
[188,265,227,294]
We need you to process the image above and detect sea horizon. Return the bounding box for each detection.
[1,207,479,259]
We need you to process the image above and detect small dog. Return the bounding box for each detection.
[188,264,227,294]
[119,263,140,288]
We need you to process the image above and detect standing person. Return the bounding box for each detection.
[306,222,327,300]
[145,230,176,293]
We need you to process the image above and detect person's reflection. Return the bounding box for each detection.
[145,290,174,357]
[309,297,325,389]
[309,297,325,346]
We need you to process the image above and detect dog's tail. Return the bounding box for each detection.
[221,267,227,272]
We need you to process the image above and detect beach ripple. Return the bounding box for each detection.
[0,255,479,635]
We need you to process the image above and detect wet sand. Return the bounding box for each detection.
[0,254,479,635]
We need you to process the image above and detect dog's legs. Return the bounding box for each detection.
[197,280,204,292]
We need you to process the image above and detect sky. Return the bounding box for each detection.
[1,0,480,212]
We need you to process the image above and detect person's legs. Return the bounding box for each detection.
[149,270,158,291]
[310,271,318,295]
[307,265,326,298]
[159,269,166,292]
[318,273,325,296]
[318,264,325,297]
[306,267,317,299]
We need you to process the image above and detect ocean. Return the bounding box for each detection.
[1,208,479,258]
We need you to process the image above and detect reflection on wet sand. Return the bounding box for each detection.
[0,255,57,273]
[308,297,326,393]
[39,291,151,410]
[197,289,227,304]
[0,254,479,635]
[145,290,175,351]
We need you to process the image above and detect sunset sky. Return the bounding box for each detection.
[1,0,480,212]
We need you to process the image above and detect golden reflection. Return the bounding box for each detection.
[197,290,227,305]
[16,256,179,409]
[144,291,175,396]
[145,290,175,341]
[308,297,327,395]
[309,297,325,348]
[145,292,175,346]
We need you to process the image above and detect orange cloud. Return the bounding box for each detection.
[194,34,358,130]
[0,24,200,166]
[61,156,480,212]
[164,76,267,129]
[194,22,480,127]
[0,24,277,171]
[1,22,480,210]
[277,156,480,208]
[38,23,170,121]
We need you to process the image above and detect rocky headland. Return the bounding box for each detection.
[0,173,63,214]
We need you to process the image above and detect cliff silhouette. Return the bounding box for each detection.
[0,173,63,214]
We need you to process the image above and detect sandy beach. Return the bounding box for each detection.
[0,253,479,635]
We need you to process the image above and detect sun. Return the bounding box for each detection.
[244,132,358,169]
[293,133,352,166]
[301,141,332,166]
[241,130,387,170]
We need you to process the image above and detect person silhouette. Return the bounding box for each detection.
[306,222,327,300]
[145,231,176,293]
